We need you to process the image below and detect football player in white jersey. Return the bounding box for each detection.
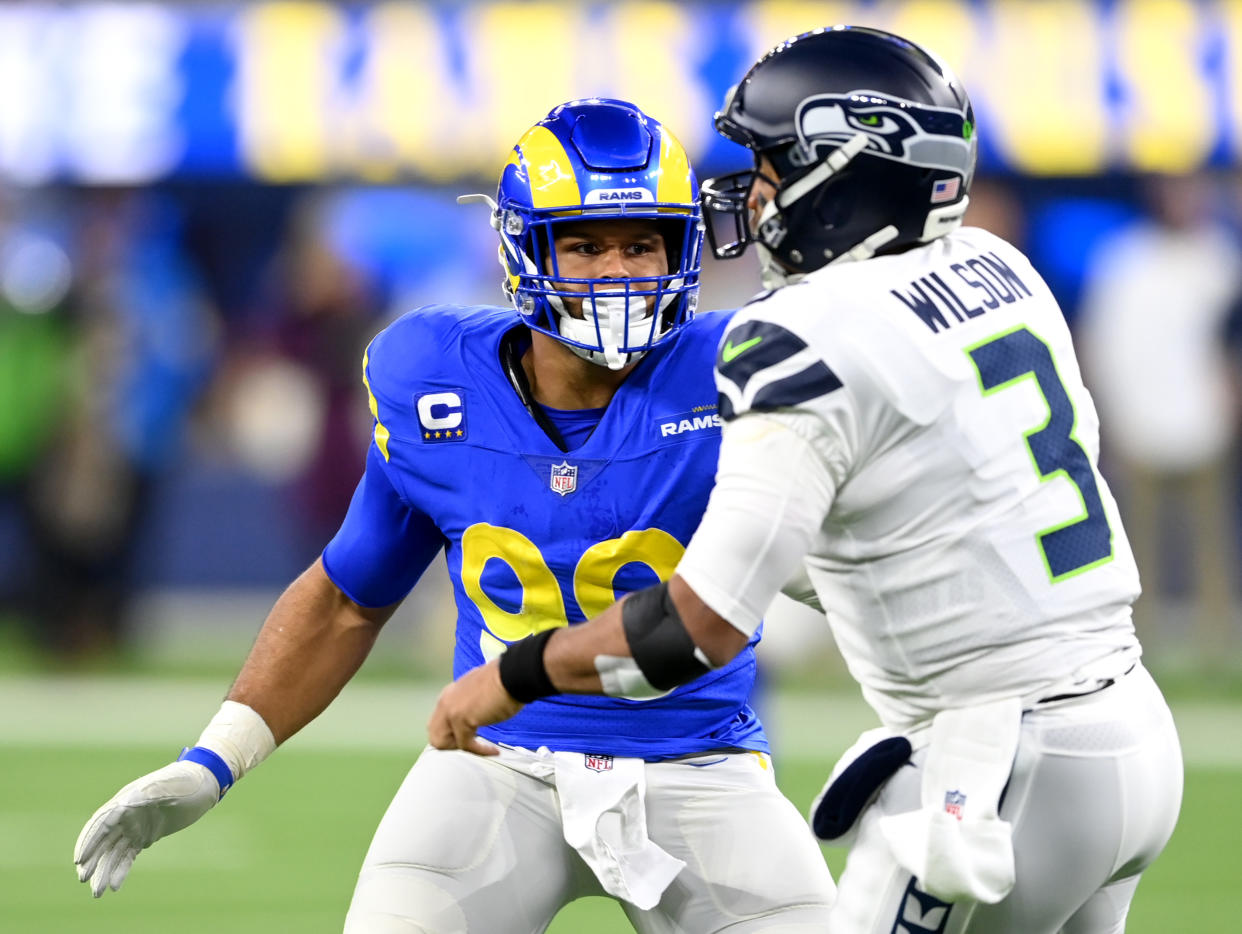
[430,26,1185,934]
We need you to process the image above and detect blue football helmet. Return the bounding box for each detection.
[462,98,703,370]
[702,26,977,288]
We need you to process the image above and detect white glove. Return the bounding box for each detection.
[74,759,221,897]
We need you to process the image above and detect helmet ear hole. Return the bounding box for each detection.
[652,218,690,272]
[809,172,854,232]
[533,227,555,276]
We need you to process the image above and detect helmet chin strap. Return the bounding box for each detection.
[777,133,870,209]
[755,132,873,287]
[829,225,900,265]
[827,193,970,267]
[756,243,802,291]
[498,214,686,370]
[758,222,900,286]
[552,287,681,371]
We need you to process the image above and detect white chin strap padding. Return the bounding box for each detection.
[557,289,661,371]
[921,194,970,242]
[831,224,900,266]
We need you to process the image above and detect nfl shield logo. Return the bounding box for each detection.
[585,754,613,772]
[550,461,577,496]
[944,789,966,820]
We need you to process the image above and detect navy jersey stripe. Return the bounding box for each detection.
[751,361,843,411]
[719,360,843,421]
[717,320,811,391]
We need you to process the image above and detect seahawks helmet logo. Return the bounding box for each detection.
[793,91,974,177]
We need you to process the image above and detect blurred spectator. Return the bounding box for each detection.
[1076,173,1242,663]
[0,194,75,482]
[309,186,498,315]
[214,191,384,560]
[964,175,1027,247]
[0,190,76,639]
[210,186,507,560]
[10,189,217,660]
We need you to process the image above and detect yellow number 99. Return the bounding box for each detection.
[459,523,685,658]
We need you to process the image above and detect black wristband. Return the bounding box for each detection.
[498,629,558,703]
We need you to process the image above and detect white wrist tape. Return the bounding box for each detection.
[194,700,277,783]
[595,654,664,699]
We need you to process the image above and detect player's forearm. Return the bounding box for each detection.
[429,575,747,754]
[541,600,626,693]
[541,575,748,693]
[226,557,396,744]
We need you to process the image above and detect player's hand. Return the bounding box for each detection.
[427,660,522,756]
[74,760,221,897]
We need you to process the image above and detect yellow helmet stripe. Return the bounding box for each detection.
[513,125,581,209]
[361,344,391,461]
[655,127,694,206]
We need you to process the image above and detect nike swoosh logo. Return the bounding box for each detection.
[721,336,763,362]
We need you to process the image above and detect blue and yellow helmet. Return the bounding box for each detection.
[472,98,703,369]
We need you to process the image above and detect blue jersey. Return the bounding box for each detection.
[323,304,767,759]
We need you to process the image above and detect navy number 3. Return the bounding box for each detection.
[968,327,1112,580]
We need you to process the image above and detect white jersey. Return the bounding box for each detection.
[681,227,1141,730]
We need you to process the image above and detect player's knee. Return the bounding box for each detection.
[344,870,469,934]
[715,916,834,934]
[343,912,442,934]
[674,787,836,917]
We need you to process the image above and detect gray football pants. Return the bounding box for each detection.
[827,664,1183,934]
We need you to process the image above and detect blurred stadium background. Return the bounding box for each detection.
[1,0,1241,931]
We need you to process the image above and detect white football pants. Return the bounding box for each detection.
[343,746,835,933]
[828,663,1183,934]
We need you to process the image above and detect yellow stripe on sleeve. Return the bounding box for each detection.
[361,344,392,461]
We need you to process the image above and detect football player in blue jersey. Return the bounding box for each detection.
[74,98,836,932]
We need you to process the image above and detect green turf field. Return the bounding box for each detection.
[2,674,1238,933]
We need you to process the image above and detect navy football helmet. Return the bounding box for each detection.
[701,26,977,288]
[462,99,703,370]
